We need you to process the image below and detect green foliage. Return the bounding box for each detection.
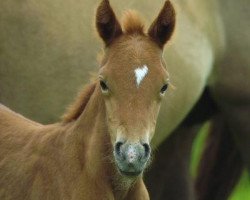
[230,171,250,200]
[190,122,209,177]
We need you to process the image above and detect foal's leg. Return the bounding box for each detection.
[145,88,217,200]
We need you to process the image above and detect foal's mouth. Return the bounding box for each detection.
[118,169,142,177]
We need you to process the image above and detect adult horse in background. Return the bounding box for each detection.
[147,0,250,199]
[0,1,176,199]
[1,0,249,199]
[194,0,250,199]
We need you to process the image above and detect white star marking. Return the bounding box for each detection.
[134,65,148,88]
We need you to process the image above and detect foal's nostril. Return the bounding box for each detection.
[115,141,124,156]
[142,143,151,158]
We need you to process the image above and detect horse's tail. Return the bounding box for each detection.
[195,114,244,200]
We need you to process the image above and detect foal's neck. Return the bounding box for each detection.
[72,84,137,199]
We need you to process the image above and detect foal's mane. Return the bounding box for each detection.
[62,82,96,122]
[62,11,146,123]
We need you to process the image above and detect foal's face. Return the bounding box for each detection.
[99,36,169,176]
[96,0,175,177]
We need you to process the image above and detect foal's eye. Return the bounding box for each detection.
[100,80,109,93]
[160,84,168,95]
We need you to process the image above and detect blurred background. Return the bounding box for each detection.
[0,0,249,199]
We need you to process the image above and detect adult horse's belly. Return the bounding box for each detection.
[210,0,250,104]
[0,0,221,146]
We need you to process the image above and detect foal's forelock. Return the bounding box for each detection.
[121,10,145,35]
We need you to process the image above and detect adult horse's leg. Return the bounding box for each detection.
[195,114,244,200]
[145,88,218,200]
[224,106,250,172]
[195,104,249,200]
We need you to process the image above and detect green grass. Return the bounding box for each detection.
[190,122,250,199]
[230,171,250,200]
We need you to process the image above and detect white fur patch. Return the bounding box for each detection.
[134,65,148,88]
[127,145,137,163]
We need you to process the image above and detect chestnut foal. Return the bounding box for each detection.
[0,0,175,199]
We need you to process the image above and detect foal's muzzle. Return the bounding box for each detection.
[114,141,151,177]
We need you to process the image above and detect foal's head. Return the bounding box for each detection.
[96,0,175,177]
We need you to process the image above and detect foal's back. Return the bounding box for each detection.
[0,105,74,199]
[0,105,43,197]
[0,104,42,152]
[0,104,42,128]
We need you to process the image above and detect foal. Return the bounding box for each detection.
[0,0,175,199]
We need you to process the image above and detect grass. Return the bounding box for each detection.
[190,122,250,199]
[230,171,250,200]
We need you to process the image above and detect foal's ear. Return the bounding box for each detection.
[96,0,122,46]
[148,1,176,48]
